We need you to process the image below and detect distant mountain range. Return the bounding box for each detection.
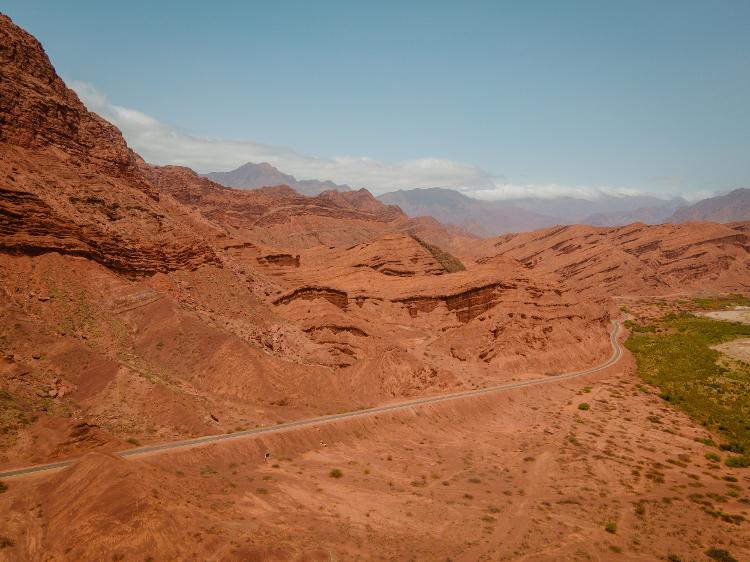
[669,188,750,223]
[205,162,351,196]
[502,193,687,224]
[378,188,688,235]
[206,163,749,236]
[377,188,559,237]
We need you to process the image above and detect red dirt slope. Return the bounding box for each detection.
[489,222,750,295]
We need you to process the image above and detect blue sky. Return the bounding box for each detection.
[4,1,750,198]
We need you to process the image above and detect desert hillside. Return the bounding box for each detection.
[0,13,612,470]
[488,222,750,295]
[1,11,750,562]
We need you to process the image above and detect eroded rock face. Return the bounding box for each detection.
[0,15,218,274]
[394,282,517,322]
[274,287,350,309]
[490,222,750,295]
[2,11,743,488]
[0,15,139,178]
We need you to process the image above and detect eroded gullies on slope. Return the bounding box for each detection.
[1,11,750,562]
[0,12,613,470]
[2,363,749,560]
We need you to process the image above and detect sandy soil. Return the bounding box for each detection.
[2,351,750,561]
[702,308,750,325]
[713,338,750,364]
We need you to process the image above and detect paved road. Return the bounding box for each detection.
[0,321,623,480]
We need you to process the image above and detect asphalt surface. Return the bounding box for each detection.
[0,321,623,480]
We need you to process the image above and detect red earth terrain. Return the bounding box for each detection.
[1,12,750,562]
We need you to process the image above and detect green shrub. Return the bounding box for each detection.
[604,521,617,534]
[705,452,721,463]
[577,403,590,411]
[725,455,750,468]
[719,442,745,454]
[329,468,344,479]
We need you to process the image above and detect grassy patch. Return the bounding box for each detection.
[625,313,750,452]
[725,455,750,468]
[409,234,466,273]
[0,390,32,443]
[706,452,721,463]
[692,294,750,310]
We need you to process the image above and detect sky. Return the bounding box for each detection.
[4,1,750,200]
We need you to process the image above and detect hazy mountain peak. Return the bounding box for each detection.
[205,161,351,196]
[669,187,750,223]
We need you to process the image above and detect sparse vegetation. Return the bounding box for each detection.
[692,294,750,310]
[126,437,140,446]
[0,389,32,442]
[329,468,344,479]
[604,521,617,534]
[625,312,750,453]
[725,455,750,468]
[409,234,466,273]
[0,536,13,549]
[0,480,7,494]
[705,547,739,562]
[634,501,645,518]
[577,402,590,411]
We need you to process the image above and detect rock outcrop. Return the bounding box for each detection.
[490,222,750,295]
[0,15,218,274]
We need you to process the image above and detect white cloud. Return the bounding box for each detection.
[464,183,650,201]
[71,81,655,200]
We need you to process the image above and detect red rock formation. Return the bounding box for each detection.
[489,222,750,295]
[0,15,218,274]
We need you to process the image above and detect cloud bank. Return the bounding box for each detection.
[72,81,640,199]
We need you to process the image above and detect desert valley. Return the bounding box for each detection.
[2,9,750,562]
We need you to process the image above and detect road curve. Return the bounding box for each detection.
[0,321,623,480]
